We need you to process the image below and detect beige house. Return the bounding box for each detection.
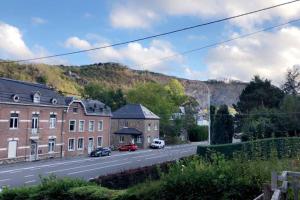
[111,104,160,149]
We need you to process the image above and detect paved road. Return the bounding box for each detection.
[0,144,198,188]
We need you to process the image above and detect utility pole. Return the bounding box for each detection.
[202,82,211,145]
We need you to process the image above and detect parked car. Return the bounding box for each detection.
[90,147,111,157]
[118,144,138,151]
[150,139,165,149]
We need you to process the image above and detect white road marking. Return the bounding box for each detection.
[68,162,130,175]
[25,180,36,184]
[24,175,34,178]
[0,179,10,182]
[47,159,128,174]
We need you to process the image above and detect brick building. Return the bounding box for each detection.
[63,98,111,157]
[0,78,66,164]
[0,78,112,164]
[111,104,160,149]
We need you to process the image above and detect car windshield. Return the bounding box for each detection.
[96,148,103,151]
[154,141,160,144]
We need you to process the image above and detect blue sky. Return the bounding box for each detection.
[1,0,300,83]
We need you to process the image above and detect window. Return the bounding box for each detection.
[97,136,103,147]
[69,120,76,132]
[125,121,129,127]
[119,136,125,143]
[33,92,40,103]
[32,114,39,129]
[73,107,78,113]
[88,121,95,132]
[98,120,103,131]
[78,120,85,132]
[77,138,84,150]
[48,139,55,152]
[9,113,19,129]
[68,138,75,151]
[154,123,158,131]
[147,136,151,143]
[147,123,151,131]
[137,136,142,143]
[49,114,57,129]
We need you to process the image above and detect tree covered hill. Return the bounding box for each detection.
[0,62,247,108]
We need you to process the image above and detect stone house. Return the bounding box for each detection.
[111,104,160,149]
[63,98,111,157]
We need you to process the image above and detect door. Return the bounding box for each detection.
[88,138,94,154]
[30,142,37,161]
[8,141,17,158]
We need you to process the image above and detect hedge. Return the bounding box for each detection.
[197,137,300,159]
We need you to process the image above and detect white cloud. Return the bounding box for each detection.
[109,0,300,29]
[0,21,67,65]
[110,2,159,29]
[64,36,183,73]
[0,21,34,59]
[31,17,47,25]
[204,26,300,83]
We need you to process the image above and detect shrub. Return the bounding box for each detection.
[188,125,208,141]
[68,186,122,200]
[197,137,300,159]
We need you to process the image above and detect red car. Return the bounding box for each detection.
[118,144,138,151]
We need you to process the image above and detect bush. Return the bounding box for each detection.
[188,125,208,142]
[197,137,300,159]
[68,186,122,200]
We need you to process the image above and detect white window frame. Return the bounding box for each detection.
[73,107,78,113]
[98,120,103,131]
[147,136,151,143]
[137,136,142,143]
[69,120,76,132]
[77,137,84,150]
[147,123,151,131]
[119,136,125,143]
[33,93,40,103]
[154,123,158,131]
[49,114,57,129]
[68,138,75,151]
[97,136,103,147]
[9,113,19,129]
[78,120,85,132]
[88,120,95,132]
[48,139,55,153]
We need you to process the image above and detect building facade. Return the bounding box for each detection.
[0,78,66,164]
[0,78,112,164]
[63,98,111,157]
[111,104,160,149]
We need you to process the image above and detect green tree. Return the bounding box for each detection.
[282,66,300,95]
[165,79,187,105]
[234,76,284,113]
[280,95,300,136]
[212,105,234,144]
[82,83,126,111]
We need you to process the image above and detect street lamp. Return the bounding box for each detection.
[202,82,211,145]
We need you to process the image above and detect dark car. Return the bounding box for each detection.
[90,147,111,157]
[118,144,138,151]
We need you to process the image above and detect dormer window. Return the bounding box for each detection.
[12,94,20,102]
[33,92,40,103]
[51,98,58,105]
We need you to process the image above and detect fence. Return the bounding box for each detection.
[254,171,300,200]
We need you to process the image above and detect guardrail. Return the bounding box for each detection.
[254,171,300,200]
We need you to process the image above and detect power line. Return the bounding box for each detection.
[136,18,300,69]
[0,0,299,64]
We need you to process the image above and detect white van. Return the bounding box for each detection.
[150,139,165,149]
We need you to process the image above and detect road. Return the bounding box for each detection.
[0,144,198,188]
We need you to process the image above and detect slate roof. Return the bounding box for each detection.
[0,77,65,106]
[114,127,142,135]
[65,97,111,116]
[112,104,160,119]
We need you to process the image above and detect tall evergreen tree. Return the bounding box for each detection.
[212,105,234,144]
[282,66,300,95]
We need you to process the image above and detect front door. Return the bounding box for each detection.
[8,141,17,158]
[88,138,94,154]
[30,141,37,161]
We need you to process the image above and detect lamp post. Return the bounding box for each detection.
[202,82,211,145]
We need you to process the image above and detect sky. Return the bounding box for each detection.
[1,0,300,84]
